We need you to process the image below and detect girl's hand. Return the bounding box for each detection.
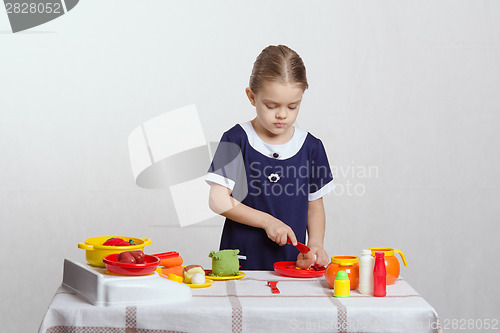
[263,215,297,246]
[308,246,329,267]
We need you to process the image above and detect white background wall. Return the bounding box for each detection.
[1,1,499,332]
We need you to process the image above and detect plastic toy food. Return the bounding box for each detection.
[154,252,184,277]
[296,252,315,269]
[157,253,183,267]
[117,250,145,264]
[103,253,160,276]
[103,238,136,246]
[190,272,205,285]
[209,249,240,277]
[160,266,184,277]
[183,265,205,283]
[116,252,135,264]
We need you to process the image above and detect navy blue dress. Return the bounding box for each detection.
[206,121,335,270]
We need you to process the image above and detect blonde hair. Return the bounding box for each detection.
[249,45,308,93]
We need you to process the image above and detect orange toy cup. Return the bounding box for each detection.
[325,256,359,290]
[368,248,408,285]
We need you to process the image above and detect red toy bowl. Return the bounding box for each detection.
[103,253,161,276]
[273,261,326,278]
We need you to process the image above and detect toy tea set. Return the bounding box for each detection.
[271,238,409,297]
[323,248,409,297]
[72,235,408,305]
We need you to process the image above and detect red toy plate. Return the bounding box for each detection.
[273,261,326,278]
[103,253,160,276]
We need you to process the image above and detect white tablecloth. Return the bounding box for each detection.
[39,271,441,333]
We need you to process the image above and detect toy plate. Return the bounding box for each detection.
[103,253,160,276]
[205,270,246,281]
[185,279,214,288]
[273,261,326,278]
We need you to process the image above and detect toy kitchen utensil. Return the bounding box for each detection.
[358,249,375,295]
[368,248,408,285]
[78,236,151,267]
[203,270,246,281]
[103,253,160,276]
[333,270,350,298]
[167,273,184,283]
[373,252,387,297]
[325,256,359,290]
[184,279,214,289]
[287,237,310,253]
[273,261,326,278]
[267,281,280,294]
[62,259,191,306]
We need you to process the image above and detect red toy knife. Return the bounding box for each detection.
[287,237,310,253]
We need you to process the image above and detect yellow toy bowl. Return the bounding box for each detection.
[78,236,152,267]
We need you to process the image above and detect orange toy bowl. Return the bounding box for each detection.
[325,256,359,290]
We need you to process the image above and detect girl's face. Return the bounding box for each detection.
[246,81,304,140]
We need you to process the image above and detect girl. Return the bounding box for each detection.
[206,45,335,270]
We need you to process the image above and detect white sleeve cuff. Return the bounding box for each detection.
[308,180,335,201]
[205,172,236,191]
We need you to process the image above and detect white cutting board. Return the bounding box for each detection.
[62,259,192,306]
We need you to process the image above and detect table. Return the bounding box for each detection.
[39,271,441,333]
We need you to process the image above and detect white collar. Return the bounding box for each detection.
[239,121,308,160]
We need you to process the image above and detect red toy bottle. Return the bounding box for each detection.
[373,252,387,297]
